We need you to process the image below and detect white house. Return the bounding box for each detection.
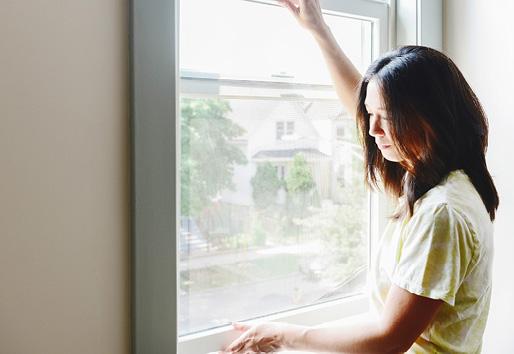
[221,97,361,207]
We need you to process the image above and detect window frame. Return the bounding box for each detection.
[130,0,449,353]
[286,121,295,135]
[276,121,285,140]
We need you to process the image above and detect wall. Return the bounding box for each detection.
[0,1,129,354]
[444,1,514,352]
[2,1,513,353]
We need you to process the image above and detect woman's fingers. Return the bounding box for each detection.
[224,322,287,353]
[225,331,251,353]
[278,0,326,33]
[232,322,251,332]
[278,0,299,17]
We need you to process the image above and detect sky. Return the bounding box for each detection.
[179,0,372,84]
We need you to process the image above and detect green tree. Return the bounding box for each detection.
[285,154,315,194]
[180,98,247,216]
[282,154,316,240]
[250,162,282,209]
[294,199,366,284]
[294,167,368,284]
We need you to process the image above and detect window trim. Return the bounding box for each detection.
[131,0,179,353]
[129,0,406,354]
[396,0,443,50]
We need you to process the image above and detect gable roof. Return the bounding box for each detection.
[252,147,330,160]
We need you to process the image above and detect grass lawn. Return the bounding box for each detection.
[181,253,302,292]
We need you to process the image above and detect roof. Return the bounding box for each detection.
[252,148,330,160]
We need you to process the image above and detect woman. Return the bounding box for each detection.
[222,0,499,353]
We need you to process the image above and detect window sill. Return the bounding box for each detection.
[179,294,369,354]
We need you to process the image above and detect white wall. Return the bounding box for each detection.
[0,1,129,354]
[444,1,514,352]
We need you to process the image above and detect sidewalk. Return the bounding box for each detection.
[180,242,321,271]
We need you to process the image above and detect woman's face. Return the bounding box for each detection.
[365,79,402,162]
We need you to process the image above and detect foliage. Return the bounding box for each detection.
[281,153,317,239]
[293,169,367,283]
[250,218,267,246]
[285,154,315,194]
[251,162,282,209]
[180,98,247,216]
[294,202,366,283]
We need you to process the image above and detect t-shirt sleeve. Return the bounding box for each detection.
[391,203,477,306]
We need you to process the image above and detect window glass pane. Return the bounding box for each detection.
[286,121,295,135]
[180,0,372,83]
[179,0,372,336]
[276,121,285,140]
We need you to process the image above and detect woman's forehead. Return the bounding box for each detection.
[365,79,386,110]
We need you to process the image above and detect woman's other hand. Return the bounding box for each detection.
[221,321,303,353]
[278,0,328,35]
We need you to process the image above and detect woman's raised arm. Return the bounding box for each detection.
[278,0,363,118]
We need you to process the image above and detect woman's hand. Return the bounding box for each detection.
[278,0,328,35]
[278,0,362,118]
[221,321,303,353]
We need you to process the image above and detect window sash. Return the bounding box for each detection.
[286,121,295,135]
[276,121,285,140]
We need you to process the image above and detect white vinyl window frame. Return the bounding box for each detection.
[131,0,442,353]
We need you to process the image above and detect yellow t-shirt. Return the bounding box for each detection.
[370,170,494,354]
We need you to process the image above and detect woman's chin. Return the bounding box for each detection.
[381,152,402,163]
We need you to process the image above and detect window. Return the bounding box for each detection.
[178,0,382,340]
[276,121,295,140]
[278,165,285,180]
[286,121,295,135]
[131,0,394,353]
[276,121,285,140]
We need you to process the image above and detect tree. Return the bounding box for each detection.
[282,153,316,239]
[180,98,247,216]
[250,162,282,209]
[294,167,368,284]
[294,199,366,284]
[285,154,315,194]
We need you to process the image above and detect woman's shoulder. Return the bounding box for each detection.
[416,170,481,212]
[412,170,493,238]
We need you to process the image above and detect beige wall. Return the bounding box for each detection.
[0,1,129,354]
[3,0,514,352]
[444,1,514,352]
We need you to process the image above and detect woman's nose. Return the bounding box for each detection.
[369,117,385,137]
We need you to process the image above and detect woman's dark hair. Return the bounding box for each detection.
[356,45,499,221]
